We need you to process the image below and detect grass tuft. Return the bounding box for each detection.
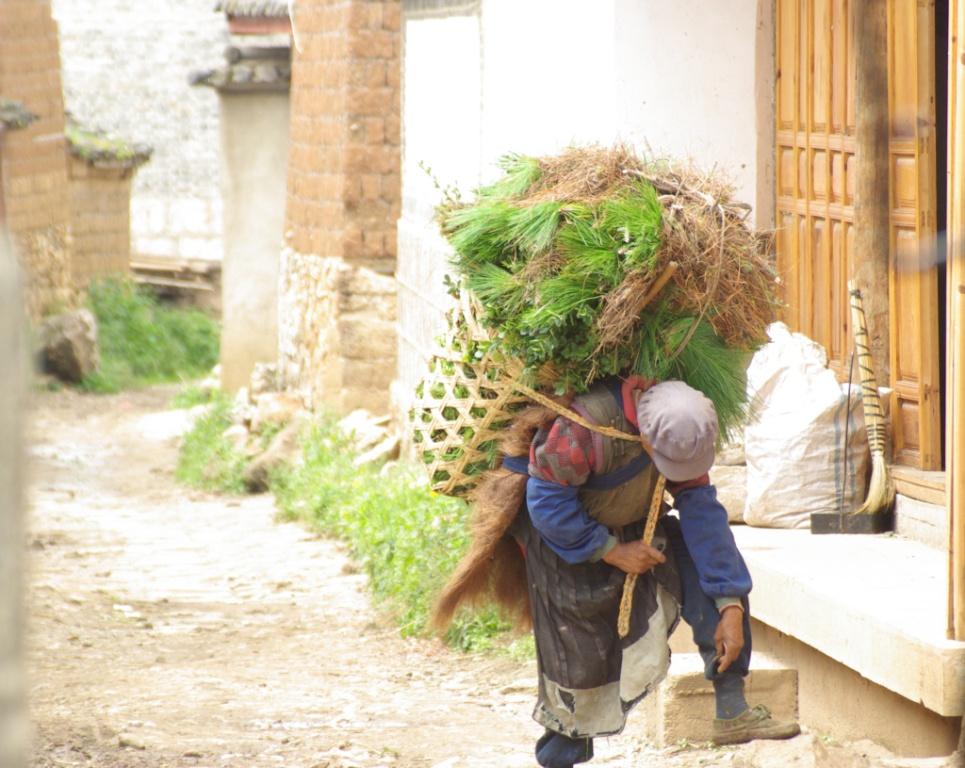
[170,383,218,409]
[175,392,247,494]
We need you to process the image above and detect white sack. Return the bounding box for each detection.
[743,323,868,528]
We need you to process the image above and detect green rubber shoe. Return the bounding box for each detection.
[713,704,801,746]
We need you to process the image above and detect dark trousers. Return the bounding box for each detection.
[661,514,752,681]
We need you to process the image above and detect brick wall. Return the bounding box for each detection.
[286,0,400,271]
[67,156,134,289]
[278,0,401,414]
[0,0,73,319]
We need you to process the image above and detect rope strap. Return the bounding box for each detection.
[512,381,640,442]
[617,473,667,639]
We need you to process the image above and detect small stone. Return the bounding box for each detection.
[242,414,308,493]
[232,386,253,425]
[338,409,390,451]
[498,679,537,695]
[118,735,146,750]
[38,308,99,382]
[250,391,305,434]
[352,434,399,468]
[249,362,277,396]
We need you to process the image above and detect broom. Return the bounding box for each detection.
[848,281,894,515]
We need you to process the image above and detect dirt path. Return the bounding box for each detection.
[24,388,954,768]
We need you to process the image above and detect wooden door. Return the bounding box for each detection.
[775,0,942,469]
[887,0,942,469]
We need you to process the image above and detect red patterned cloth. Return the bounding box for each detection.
[528,418,595,486]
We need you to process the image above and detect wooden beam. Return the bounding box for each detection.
[227,16,292,35]
[947,0,965,641]
[852,0,891,382]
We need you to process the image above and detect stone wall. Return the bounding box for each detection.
[51,0,226,263]
[279,248,397,412]
[67,156,134,288]
[278,0,401,414]
[0,0,73,320]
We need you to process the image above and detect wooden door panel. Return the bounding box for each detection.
[775,0,942,469]
[887,0,942,469]
[776,0,856,376]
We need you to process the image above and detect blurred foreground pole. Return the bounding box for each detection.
[0,231,27,767]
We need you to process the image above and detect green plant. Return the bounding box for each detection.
[272,419,514,650]
[171,384,217,409]
[257,420,285,451]
[81,277,219,393]
[175,393,246,494]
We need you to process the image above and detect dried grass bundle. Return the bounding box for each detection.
[504,147,778,351]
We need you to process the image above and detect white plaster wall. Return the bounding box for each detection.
[219,93,289,392]
[613,0,766,221]
[52,0,227,262]
[396,7,483,407]
[479,0,618,176]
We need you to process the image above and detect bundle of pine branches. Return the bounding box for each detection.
[436,146,779,442]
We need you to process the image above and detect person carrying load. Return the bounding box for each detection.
[497,376,799,767]
[414,146,798,766]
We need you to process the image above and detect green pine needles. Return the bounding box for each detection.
[436,148,777,441]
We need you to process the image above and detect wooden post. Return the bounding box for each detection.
[0,230,26,766]
[947,0,965,642]
[852,0,892,383]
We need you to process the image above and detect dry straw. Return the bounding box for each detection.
[521,146,777,352]
[415,145,779,497]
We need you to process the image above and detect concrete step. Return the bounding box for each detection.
[732,525,965,719]
[639,652,798,747]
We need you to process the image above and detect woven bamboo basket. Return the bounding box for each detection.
[410,292,543,497]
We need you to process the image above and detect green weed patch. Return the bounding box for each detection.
[81,278,219,393]
[174,404,522,652]
[175,392,247,494]
[272,420,515,651]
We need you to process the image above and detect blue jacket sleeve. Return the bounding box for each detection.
[675,484,752,599]
[526,476,611,564]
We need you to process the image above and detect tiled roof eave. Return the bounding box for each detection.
[215,0,289,18]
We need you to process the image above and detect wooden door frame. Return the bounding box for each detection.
[946,0,965,642]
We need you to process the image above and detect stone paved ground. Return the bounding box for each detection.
[25,387,960,768]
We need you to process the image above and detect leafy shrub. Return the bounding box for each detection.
[81,278,219,393]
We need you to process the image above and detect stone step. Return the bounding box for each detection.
[639,652,798,747]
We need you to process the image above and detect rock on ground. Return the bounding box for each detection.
[38,308,99,382]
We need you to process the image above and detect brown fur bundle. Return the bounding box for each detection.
[431,405,560,633]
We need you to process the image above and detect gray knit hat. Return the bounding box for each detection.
[635,380,718,482]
